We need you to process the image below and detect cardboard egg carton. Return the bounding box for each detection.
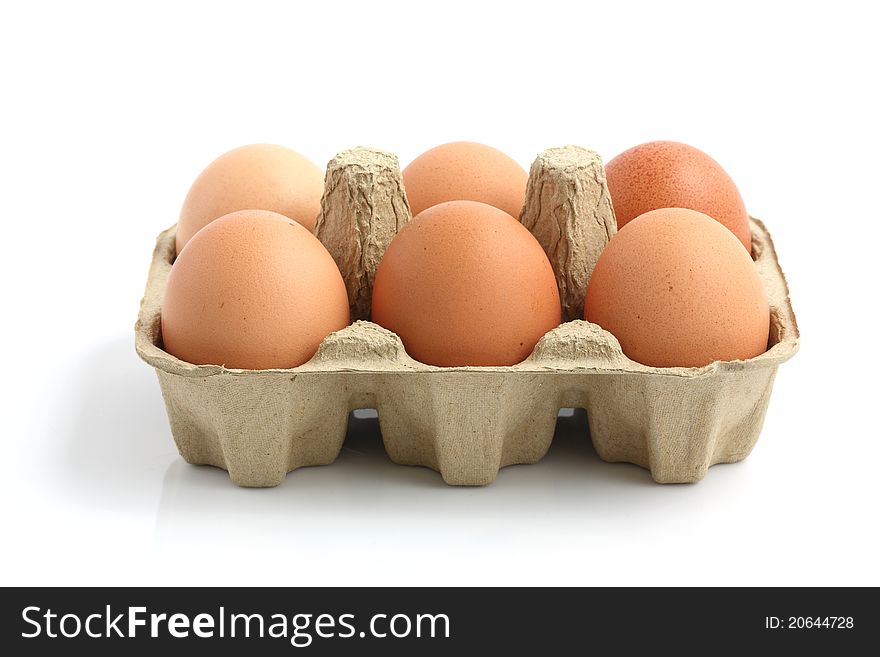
[135,146,799,487]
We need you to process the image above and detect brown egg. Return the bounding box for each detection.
[162,210,349,370]
[605,141,752,252]
[176,144,324,254]
[402,141,528,218]
[371,200,560,367]
[584,208,769,368]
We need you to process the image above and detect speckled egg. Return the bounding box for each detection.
[176,144,324,254]
[371,200,561,367]
[605,141,752,252]
[162,210,349,370]
[402,142,528,218]
[584,208,769,368]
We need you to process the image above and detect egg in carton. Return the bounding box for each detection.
[135,146,799,487]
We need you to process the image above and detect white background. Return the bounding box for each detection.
[1,0,877,586]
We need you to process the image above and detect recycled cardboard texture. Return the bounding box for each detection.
[520,146,617,322]
[135,146,800,487]
[314,148,411,321]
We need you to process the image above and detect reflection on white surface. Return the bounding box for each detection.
[22,334,876,587]
[155,407,656,530]
[56,338,744,585]
[150,401,754,585]
[52,338,176,516]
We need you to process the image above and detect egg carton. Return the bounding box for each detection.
[135,146,799,487]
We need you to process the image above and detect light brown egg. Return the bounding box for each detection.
[371,200,561,367]
[402,141,528,218]
[162,210,349,370]
[584,208,769,368]
[176,144,324,254]
[605,141,752,252]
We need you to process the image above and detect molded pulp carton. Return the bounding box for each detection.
[135,146,799,487]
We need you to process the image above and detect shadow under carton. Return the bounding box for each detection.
[135,146,799,487]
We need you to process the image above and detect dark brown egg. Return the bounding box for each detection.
[605,141,752,252]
